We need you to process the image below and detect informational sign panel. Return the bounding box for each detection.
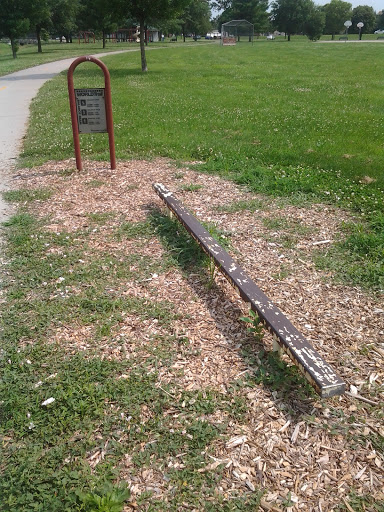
[74,88,107,133]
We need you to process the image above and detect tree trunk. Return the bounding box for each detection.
[36,26,42,53]
[287,33,291,41]
[10,38,17,58]
[140,19,148,72]
[103,29,106,49]
[331,32,335,40]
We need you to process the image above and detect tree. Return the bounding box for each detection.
[376,10,384,31]
[215,0,269,34]
[124,0,191,72]
[0,0,30,58]
[26,0,52,53]
[351,5,376,34]
[322,0,352,39]
[305,5,325,40]
[270,0,315,41]
[232,0,269,33]
[50,0,80,43]
[180,0,211,41]
[78,0,123,48]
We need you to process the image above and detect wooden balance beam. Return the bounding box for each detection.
[153,183,346,398]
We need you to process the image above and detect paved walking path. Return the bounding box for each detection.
[0,49,142,222]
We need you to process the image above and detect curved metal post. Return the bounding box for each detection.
[67,56,116,170]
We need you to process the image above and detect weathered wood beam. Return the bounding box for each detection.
[153,183,346,398]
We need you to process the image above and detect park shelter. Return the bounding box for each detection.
[221,20,254,45]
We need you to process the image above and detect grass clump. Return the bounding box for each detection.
[78,483,131,512]
[115,220,155,240]
[2,188,52,203]
[315,221,384,291]
[180,183,203,192]
[216,198,266,213]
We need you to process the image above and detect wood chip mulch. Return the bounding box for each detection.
[11,158,384,511]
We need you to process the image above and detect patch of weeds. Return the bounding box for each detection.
[180,183,203,192]
[335,492,384,511]
[243,348,315,401]
[240,310,265,342]
[272,192,315,209]
[314,225,384,292]
[216,198,266,213]
[2,212,48,258]
[271,264,291,280]
[202,221,232,250]
[282,492,294,507]
[150,210,235,291]
[138,334,176,369]
[262,215,315,250]
[71,292,177,337]
[115,220,155,240]
[150,210,209,270]
[0,337,170,511]
[205,492,265,511]
[2,188,53,203]
[126,184,139,191]
[177,388,248,423]
[87,212,116,225]
[177,390,223,415]
[59,167,77,176]
[367,432,384,455]
[2,213,169,343]
[78,482,131,512]
[85,180,105,188]
[262,215,314,236]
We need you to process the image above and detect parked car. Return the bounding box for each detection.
[266,34,275,40]
[205,31,221,39]
[374,29,384,34]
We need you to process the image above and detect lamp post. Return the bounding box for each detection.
[357,22,364,40]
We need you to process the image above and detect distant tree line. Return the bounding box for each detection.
[0,0,382,66]
[211,0,380,42]
[270,0,379,41]
[0,0,212,69]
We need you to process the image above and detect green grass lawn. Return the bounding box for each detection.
[19,41,384,290]
[0,39,200,76]
[0,41,120,76]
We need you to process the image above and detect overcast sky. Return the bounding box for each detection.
[316,0,383,11]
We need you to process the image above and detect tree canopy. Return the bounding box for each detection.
[0,0,30,58]
[270,0,315,41]
[123,0,192,71]
[180,0,211,40]
[322,0,352,39]
[78,0,123,48]
[216,0,269,33]
[351,5,376,34]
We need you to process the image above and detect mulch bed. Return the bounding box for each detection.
[11,158,384,511]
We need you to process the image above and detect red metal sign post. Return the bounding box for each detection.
[68,56,116,171]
